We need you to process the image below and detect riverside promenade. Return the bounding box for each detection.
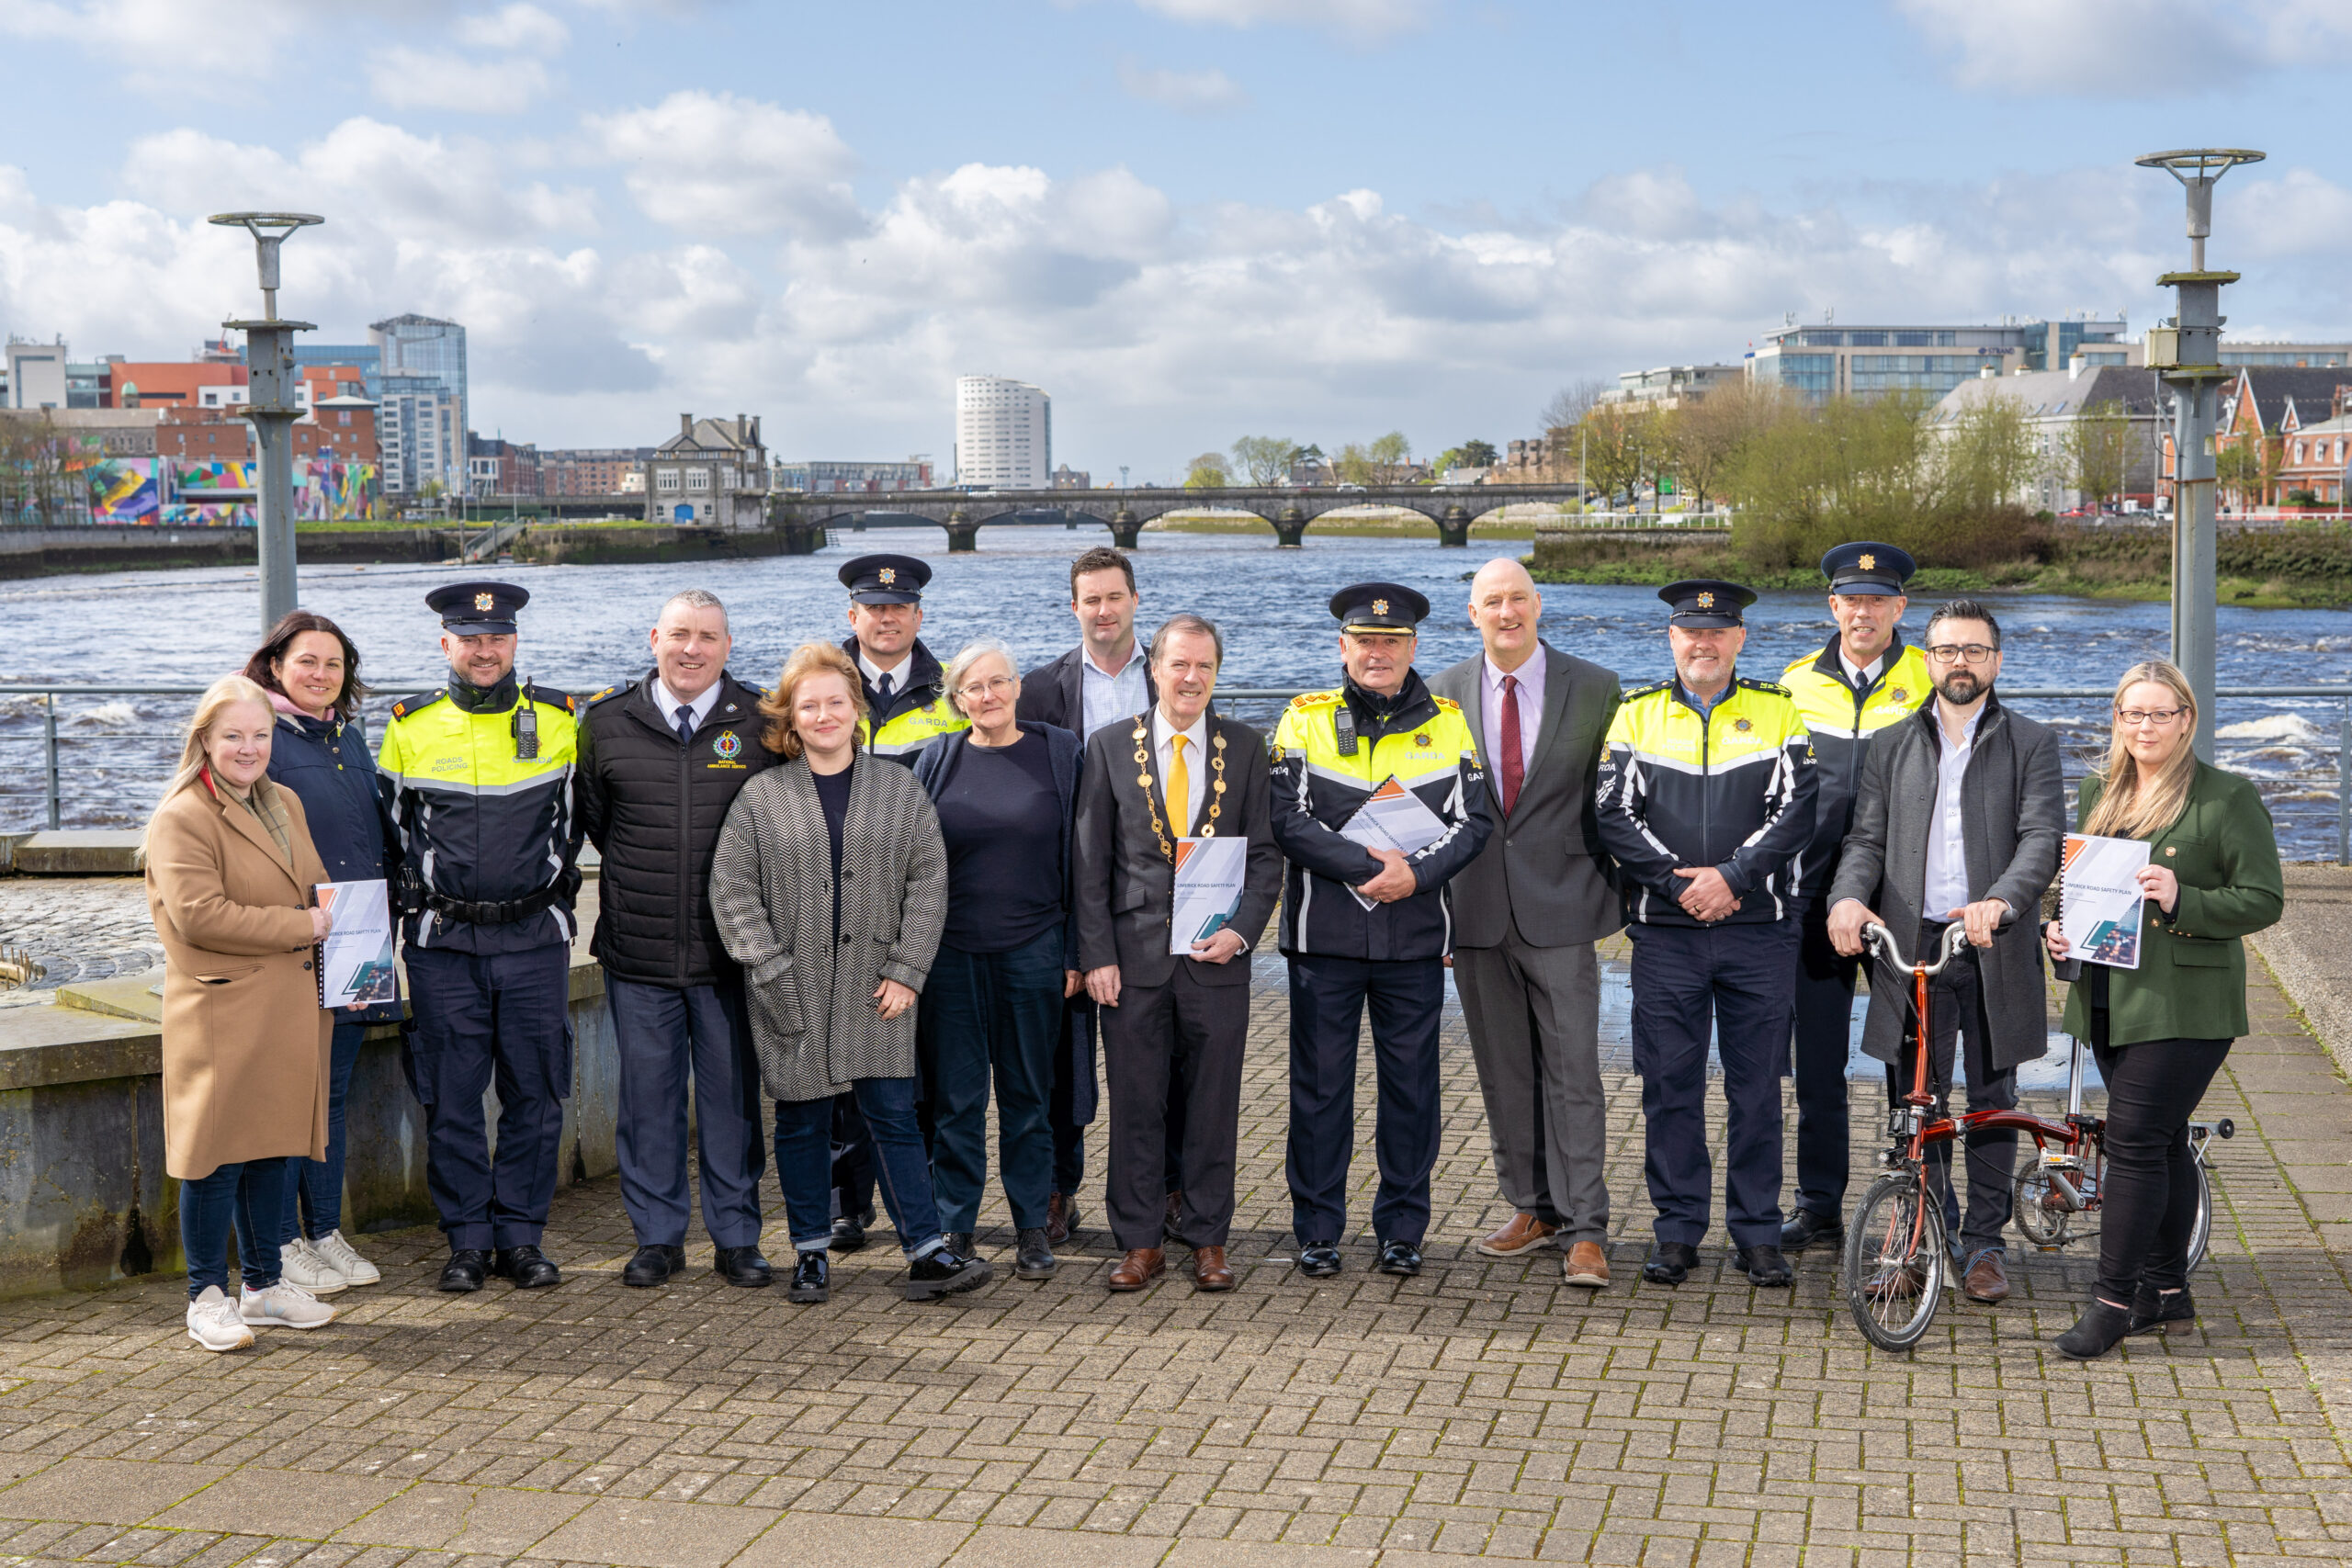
[0,877,2347,1562]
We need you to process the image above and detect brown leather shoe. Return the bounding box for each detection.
[1962,1249,2010,1304]
[1046,1191,1078,1247]
[1193,1246,1235,1291]
[1476,1213,1559,1258]
[1108,1248,1165,1291]
[1560,1240,1610,1288]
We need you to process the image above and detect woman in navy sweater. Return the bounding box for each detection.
[243,610,398,1295]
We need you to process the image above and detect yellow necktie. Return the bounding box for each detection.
[1168,733,1190,835]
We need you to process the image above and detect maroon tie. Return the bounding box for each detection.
[1498,674,1524,817]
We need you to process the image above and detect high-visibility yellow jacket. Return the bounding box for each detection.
[845,637,969,765]
[1780,635,1932,897]
[1594,673,1819,927]
[1268,671,1492,961]
[378,674,581,953]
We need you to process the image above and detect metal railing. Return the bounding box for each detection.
[7,682,2352,862]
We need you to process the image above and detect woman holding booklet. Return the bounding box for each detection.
[144,674,342,1352]
[2042,660,2283,1359]
[245,610,397,1297]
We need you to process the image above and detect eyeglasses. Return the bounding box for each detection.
[955,674,1017,702]
[2117,705,2189,727]
[1924,644,1997,666]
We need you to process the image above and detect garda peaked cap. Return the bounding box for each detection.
[1658,578,1756,628]
[1819,541,1917,596]
[427,580,529,635]
[1329,581,1429,632]
[838,553,931,604]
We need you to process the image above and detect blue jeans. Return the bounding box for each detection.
[183,1158,289,1298]
[284,1018,366,1243]
[608,977,765,1248]
[919,927,1065,1232]
[774,1078,942,1258]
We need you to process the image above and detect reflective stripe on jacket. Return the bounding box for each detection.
[378,680,580,953]
[1780,636,1931,897]
[1267,673,1492,961]
[1593,674,1819,927]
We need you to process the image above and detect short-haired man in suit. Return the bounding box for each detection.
[1018,547,1160,1245]
[1429,559,1623,1287]
[1074,613,1281,1292]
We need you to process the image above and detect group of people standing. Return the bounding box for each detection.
[141,537,2281,1364]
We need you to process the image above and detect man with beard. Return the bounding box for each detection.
[1826,600,2064,1305]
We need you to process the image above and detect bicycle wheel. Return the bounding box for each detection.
[2186,1157,2213,1275]
[2012,1166,2077,1250]
[1844,1170,1949,1353]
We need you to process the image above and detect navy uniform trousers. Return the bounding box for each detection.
[1789,894,1864,1223]
[1626,919,1802,1249]
[403,942,572,1252]
[1285,954,1444,1248]
[606,976,765,1250]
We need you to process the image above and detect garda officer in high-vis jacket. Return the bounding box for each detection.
[829,552,969,1249]
[1776,543,1928,1256]
[1595,580,1817,1291]
[379,581,581,1294]
[1270,583,1492,1280]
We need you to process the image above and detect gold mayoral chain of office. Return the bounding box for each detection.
[1132,720,1227,862]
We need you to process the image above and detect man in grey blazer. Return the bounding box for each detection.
[1430,558,1623,1287]
[1826,600,2064,1306]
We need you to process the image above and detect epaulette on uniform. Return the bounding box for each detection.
[1431,694,1461,712]
[389,689,446,721]
[1291,688,1341,708]
[528,685,576,713]
[1736,677,1792,697]
[1623,678,1672,699]
[583,683,626,709]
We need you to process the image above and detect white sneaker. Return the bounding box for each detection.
[278,1237,349,1295]
[310,1229,381,1286]
[186,1287,254,1352]
[240,1280,337,1329]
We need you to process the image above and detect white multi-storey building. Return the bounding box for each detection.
[954,376,1050,489]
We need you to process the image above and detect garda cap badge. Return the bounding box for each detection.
[713,731,741,760]
[1858,552,1877,571]
[1373,597,1390,615]
[878,567,897,585]
[473,591,495,612]
[1696,591,1714,609]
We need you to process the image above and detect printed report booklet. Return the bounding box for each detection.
[2059,833,2152,970]
[312,878,400,1008]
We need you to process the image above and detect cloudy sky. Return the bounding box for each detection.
[3,0,2347,479]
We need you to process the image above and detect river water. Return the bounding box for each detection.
[5,526,2351,858]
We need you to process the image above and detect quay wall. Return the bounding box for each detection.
[0,870,620,1300]
[0,526,458,580]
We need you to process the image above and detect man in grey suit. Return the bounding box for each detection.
[1430,558,1623,1287]
[1827,599,2064,1306]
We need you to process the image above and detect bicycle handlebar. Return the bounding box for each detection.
[1861,919,1973,976]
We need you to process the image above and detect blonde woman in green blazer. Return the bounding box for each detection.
[2041,660,2283,1359]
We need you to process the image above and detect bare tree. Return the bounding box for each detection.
[2058,400,2133,512]
[1538,378,1611,439]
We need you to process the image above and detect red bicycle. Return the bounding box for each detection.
[1842,921,2233,1351]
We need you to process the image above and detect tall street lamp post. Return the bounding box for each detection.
[209,211,322,636]
[2134,150,2263,761]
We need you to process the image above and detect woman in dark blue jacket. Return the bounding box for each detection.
[244,610,397,1295]
[910,639,1083,1283]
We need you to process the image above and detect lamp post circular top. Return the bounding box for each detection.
[2133,149,2267,177]
[207,212,325,231]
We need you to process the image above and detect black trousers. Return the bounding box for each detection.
[2089,1034,2232,1300]
[1286,954,1444,1247]
[1790,896,1862,1220]
[1101,963,1248,1251]
[1880,920,2017,1258]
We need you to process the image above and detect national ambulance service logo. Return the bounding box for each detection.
[1858,552,1877,571]
[473,591,495,612]
[878,568,897,585]
[1696,592,1715,609]
[712,731,741,760]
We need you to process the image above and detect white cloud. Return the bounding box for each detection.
[0,0,325,73]
[457,2,569,52]
[1129,0,1431,41]
[1117,60,1250,110]
[367,48,555,112]
[1895,0,2352,93]
[585,89,861,237]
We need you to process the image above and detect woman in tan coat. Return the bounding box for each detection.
[145,674,340,1351]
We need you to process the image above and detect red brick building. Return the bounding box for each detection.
[155,407,251,462]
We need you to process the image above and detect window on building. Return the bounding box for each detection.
[656,468,681,492]
[685,467,711,491]
[1848,332,1886,347]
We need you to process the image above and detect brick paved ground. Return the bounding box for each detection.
[0,949,2349,1565]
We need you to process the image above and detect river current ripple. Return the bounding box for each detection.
[5,528,2351,858]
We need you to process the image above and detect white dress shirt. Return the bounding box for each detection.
[1480,650,1544,778]
[1151,705,1209,832]
[1921,702,1984,919]
[653,677,721,738]
[1080,641,1149,740]
[857,648,910,700]
[1839,649,1885,690]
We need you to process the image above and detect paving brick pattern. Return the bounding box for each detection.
[0,949,2348,1564]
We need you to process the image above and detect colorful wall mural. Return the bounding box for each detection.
[86,458,161,523]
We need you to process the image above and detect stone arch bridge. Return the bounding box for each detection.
[763,483,1588,553]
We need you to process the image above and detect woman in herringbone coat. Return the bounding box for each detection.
[710,642,991,1305]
